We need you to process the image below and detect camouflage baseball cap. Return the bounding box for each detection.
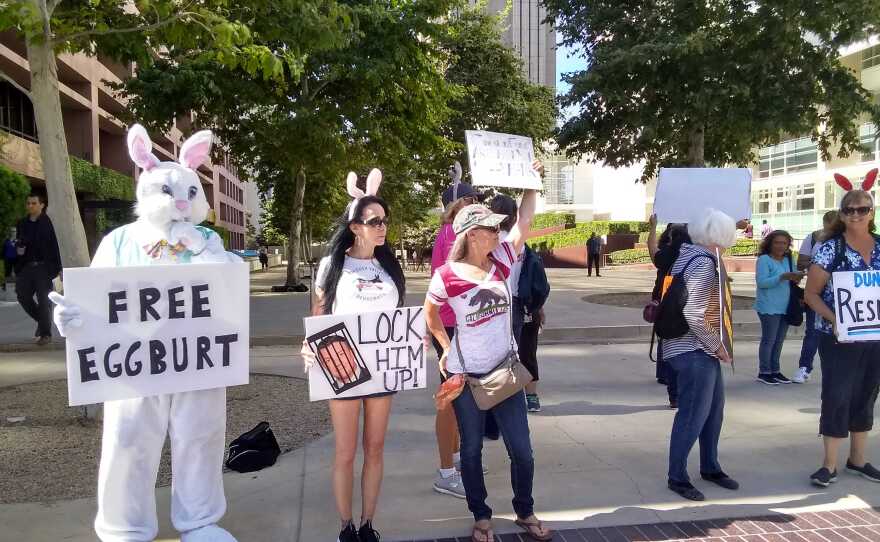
[452,204,507,235]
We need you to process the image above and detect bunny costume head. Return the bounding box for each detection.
[127,124,213,227]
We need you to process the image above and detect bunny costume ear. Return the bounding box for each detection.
[346,168,383,220]
[862,168,879,192]
[834,173,854,192]
[178,130,213,170]
[127,124,160,171]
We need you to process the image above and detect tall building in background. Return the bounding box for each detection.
[477,0,556,90]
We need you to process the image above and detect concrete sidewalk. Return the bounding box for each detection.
[3,340,879,541]
[0,264,765,349]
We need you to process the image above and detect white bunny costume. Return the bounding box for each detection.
[51,124,240,542]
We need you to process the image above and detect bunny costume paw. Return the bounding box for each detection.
[48,291,82,337]
[181,524,237,542]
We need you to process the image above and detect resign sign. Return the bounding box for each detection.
[833,270,880,342]
[304,306,426,401]
[62,263,250,406]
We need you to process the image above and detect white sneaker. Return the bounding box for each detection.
[792,367,810,384]
[433,469,467,498]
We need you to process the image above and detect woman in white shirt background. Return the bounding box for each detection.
[301,170,405,542]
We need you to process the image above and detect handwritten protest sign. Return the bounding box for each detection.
[833,270,880,342]
[304,306,426,401]
[62,263,250,406]
[465,130,541,189]
[717,249,734,360]
[655,168,752,224]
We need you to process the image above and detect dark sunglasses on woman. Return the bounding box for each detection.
[841,205,873,217]
[357,216,390,228]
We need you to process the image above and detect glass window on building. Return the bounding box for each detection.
[795,184,815,210]
[864,44,880,70]
[755,188,771,214]
[0,81,38,142]
[542,156,574,205]
[758,137,818,178]
[861,123,879,163]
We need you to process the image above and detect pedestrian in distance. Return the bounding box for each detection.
[586,232,603,277]
[300,169,405,542]
[760,219,772,240]
[754,230,803,385]
[804,169,880,488]
[424,160,553,542]
[662,208,739,502]
[429,162,483,499]
[15,193,61,345]
[258,246,269,270]
[793,210,837,383]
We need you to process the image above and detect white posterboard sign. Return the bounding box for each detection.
[62,263,250,406]
[465,130,541,189]
[833,271,880,342]
[654,168,752,223]
[304,306,426,401]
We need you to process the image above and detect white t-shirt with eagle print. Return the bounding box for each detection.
[315,255,399,315]
[427,241,518,375]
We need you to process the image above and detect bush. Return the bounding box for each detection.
[527,220,648,251]
[608,247,651,265]
[724,239,759,256]
[532,212,576,230]
[70,157,135,201]
[0,163,30,235]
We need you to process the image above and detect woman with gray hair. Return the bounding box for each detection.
[663,209,739,501]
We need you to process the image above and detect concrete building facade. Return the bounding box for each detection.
[477,0,556,90]
[0,30,248,250]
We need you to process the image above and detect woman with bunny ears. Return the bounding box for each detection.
[300,169,405,542]
[50,124,240,542]
[805,168,880,488]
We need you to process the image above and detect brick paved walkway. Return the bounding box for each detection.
[405,507,880,542]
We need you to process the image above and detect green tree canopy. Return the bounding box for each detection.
[0,163,31,235]
[543,0,880,180]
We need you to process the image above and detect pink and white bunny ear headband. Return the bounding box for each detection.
[834,168,878,193]
[346,168,383,220]
[127,123,213,172]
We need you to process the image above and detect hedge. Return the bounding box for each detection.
[71,157,135,201]
[606,239,766,266]
[532,212,576,230]
[527,220,649,251]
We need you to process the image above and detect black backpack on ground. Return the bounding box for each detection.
[225,421,281,473]
[654,254,717,340]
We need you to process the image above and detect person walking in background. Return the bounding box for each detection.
[760,219,772,240]
[647,216,691,408]
[586,232,603,277]
[793,211,837,383]
[804,171,880,488]
[15,193,61,345]
[743,220,754,239]
[663,209,739,502]
[754,230,803,385]
[430,162,481,499]
[258,246,269,270]
[2,227,17,291]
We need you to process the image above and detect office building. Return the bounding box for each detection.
[477,0,556,90]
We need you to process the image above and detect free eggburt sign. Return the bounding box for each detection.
[62,263,250,406]
[834,270,880,342]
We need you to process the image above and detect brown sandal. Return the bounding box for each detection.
[515,517,554,541]
[471,523,494,542]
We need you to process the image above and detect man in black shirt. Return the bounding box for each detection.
[15,194,62,345]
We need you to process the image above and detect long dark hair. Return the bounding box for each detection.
[321,195,405,313]
[759,230,793,257]
[658,223,691,250]
[488,194,517,232]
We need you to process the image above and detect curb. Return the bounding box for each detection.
[0,322,803,352]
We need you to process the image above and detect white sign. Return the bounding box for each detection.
[465,130,541,189]
[654,168,752,223]
[833,270,880,342]
[62,263,250,406]
[304,306,427,401]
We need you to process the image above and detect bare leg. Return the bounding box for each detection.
[525,382,537,395]
[329,399,362,523]
[360,395,393,522]
[849,432,868,466]
[436,403,459,469]
[823,435,843,470]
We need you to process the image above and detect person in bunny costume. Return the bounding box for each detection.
[50,124,240,542]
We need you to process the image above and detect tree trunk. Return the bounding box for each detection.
[285,166,307,288]
[26,21,91,269]
[686,123,705,167]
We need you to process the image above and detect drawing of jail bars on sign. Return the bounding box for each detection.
[307,322,372,395]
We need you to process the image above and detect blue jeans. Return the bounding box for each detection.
[657,340,678,402]
[667,350,725,483]
[798,307,818,372]
[452,386,535,521]
[758,313,788,375]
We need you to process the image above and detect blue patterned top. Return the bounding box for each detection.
[811,236,880,334]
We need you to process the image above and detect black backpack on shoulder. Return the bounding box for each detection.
[225,421,281,473]
[654,254,717,340]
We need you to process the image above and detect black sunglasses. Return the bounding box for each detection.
[357,216,390,228]
[841,206,873,217]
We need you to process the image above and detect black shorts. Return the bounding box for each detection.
[818,334,880,438]
[432,326,456,383]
